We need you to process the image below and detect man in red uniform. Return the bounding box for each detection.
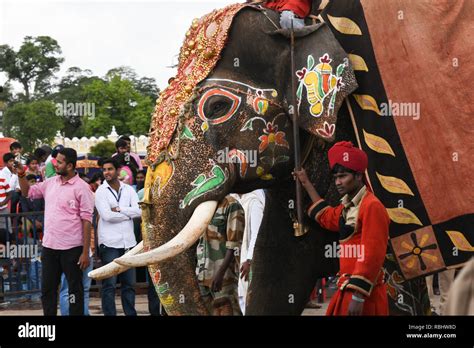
[247,0,313,29]
[295,141,390,315]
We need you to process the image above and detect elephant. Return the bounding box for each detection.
[90,0,474,316]
[89,3,359,315]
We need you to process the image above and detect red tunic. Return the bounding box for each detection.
[263,0,312,18]
[308,189,390,315]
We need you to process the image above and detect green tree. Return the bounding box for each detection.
[135,77,160,101]
[89,140,116,158]
[57,67,94,90]
[82,75,154,136]
[106,66,159,100]
[0,82,14,104]
[0,36,64,101]
[3,100,63,152]
[50,67,102,138]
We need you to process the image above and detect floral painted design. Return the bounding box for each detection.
[258,122,289,153]
[316,121,336,139]
[241,114,290,180]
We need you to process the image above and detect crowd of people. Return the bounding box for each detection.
[0,135,267,316]
[0,137,160,315]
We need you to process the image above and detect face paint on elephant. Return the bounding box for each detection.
[194,78,293,187]
[90,4,357,315]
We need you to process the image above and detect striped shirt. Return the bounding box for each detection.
[0,176,12,209]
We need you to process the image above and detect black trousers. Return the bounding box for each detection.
[41,246,84,316]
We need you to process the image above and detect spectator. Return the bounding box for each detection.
[113,140,138,185]
[10,142,26,165]
[0,155,13,234]
[20,173,44,300]
[59,173,94,316]
[19,174,45,229]
[196,195,245,315]
[95,158,141,316]
[426,270,456,315]
[135,170,146,192]
[17,148,94,316]
[2,153,17,184]
[44,145,64,179]
[7,158,21,237]
[234,189,265,315]
[40,145,52,158]
[26,157,42,182]
[114,139,129,156]
[444,258,474,315]
[34,147,49,180]
[33,148,48,165]
[0,153,15,234]
[2,151,21,218]
[262,0,312,29]
[114,152,138,186]
[89,171,104,193]
[114,136,143,170]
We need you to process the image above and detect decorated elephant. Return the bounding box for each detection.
[90,0,474,316]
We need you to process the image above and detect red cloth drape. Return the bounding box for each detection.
[263,0,312,18]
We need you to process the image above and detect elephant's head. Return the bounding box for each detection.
[90,3,357,315]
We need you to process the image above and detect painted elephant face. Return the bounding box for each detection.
[188,7,357,189]
[194,77,292,186]
[91,5,357,315]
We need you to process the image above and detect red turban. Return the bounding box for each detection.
[328,141,368,173]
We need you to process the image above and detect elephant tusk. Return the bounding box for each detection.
[88,241,144,280]
[114,200,218,267]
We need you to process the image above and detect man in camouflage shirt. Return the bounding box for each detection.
[196,195,245,315]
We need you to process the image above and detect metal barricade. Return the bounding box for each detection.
[0,211,43,303]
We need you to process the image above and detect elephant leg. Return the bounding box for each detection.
[246,187,323,315]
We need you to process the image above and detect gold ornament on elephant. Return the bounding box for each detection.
[147,3,250,165]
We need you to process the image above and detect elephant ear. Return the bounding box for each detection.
[287,23,358,141]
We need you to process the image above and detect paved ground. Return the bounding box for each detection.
[0,294,153,316]
[0,292,440,316]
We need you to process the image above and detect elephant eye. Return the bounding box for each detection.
[205,96,232,119]
[198,88,241,125]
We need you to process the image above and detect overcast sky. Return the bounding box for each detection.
[0,0,239,90]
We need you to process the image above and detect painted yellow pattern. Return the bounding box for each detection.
[156,160,174,195]
[419,233,430,247]
[160,294,175,307]
[143,160,174,203]
[363,129,396,156]
[327,14,362,35]
[446,230,474,251]
[304,71,324,116]
[422,253,438,262]
[387,207,423,226]
[302,57,339,117]
[348,54,369,72]
[376,172,414,196]
[406,257,416,269]
[353,94,382,115]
